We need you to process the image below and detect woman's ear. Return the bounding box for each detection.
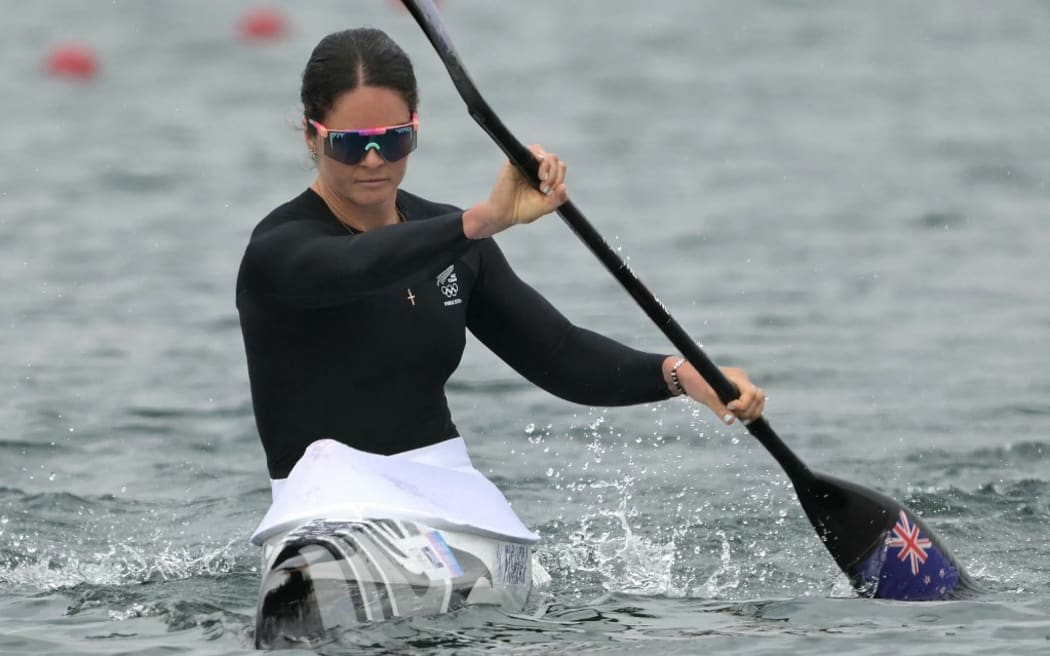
[303,118,318,160]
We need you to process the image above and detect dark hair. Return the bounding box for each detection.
[301,28,419,134]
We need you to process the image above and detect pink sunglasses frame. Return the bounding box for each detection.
[307,113,419,140]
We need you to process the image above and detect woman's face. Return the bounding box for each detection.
[307,85,413,210]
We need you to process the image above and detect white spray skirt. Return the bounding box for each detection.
[251,438,539,547]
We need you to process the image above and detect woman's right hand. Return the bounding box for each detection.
[463,144,568,239]
[664,356,766,425]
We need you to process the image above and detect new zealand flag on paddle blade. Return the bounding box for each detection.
[855,510,960,600]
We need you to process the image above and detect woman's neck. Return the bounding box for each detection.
[310,178,399,232]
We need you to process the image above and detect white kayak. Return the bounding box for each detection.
[252,439,545,649]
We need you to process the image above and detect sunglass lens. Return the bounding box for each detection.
[326,133,368,165]
[377,127,417,162]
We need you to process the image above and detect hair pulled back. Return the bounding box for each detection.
[301,28,418,133]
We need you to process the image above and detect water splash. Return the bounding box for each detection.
[0,540,243,592]
[693,530,742,597]
[549,504,679,597]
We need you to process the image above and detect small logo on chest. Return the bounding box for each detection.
[437,265,461,306]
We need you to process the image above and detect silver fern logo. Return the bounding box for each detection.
[437,265,461,306]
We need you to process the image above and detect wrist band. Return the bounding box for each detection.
[670,358,686,396]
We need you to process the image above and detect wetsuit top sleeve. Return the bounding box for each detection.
[467,239,672,406]
[241,192,474,308]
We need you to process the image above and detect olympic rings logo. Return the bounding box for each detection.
[440,283,459,298]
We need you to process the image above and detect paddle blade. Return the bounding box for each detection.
[798,473,975,600]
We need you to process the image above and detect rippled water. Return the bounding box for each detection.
[3,1,1049,654]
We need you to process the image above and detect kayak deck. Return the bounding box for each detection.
[254,518,536,648]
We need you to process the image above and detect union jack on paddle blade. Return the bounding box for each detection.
[854,510,961,600]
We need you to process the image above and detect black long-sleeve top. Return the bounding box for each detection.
[236,188,670,478]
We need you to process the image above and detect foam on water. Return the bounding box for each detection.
[0,539,242,592]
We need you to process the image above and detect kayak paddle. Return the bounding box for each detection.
[400,0,975,600]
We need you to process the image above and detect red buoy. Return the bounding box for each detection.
[238,7,289,41]
[45,42,99,80]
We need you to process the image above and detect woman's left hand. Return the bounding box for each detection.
[666,358,766,424]
[488,145,569,225]
[463,145,569,239]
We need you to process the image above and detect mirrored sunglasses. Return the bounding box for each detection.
[308,113,419,165]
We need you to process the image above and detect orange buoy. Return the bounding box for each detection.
[45,42,99,80]
[238,6,289,41]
